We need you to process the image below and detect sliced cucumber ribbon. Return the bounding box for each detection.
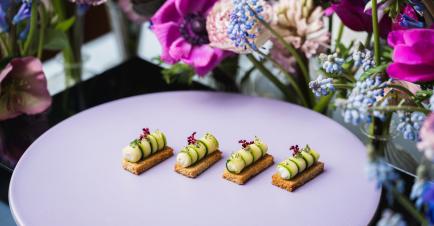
[122,130,168,163]
[226,138,268,174]
[176,133,219,167]
[277,147,320,180]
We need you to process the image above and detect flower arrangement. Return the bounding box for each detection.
[0,0,107,120]
[144,0,434,224]
[1,0,433,223]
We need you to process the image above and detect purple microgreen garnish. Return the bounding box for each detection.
[187,132,197,145]
[239,139,254,149]
[139,128,151,140]
[290,145,300,156]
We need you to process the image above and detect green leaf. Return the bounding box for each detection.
[44,29,69,50]
[359,64,389,81]
[55,17,76,32]
[415,90,433,102]
[162,63,195,85]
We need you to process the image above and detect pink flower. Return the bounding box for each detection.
[326,0,391,38]
[387,28,434,82]
[270,0,329,73]
[418,113,434,161]
[150,0,231,76]
[206,0,272,54]
[0,57,52,120]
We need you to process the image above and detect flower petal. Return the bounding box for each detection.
[393,42,434,66]
[151,0,181,24]
[151,22,181,64]
[169,37,192,61]
[0,57,51,120]
[0,63,12,83]
[183,45,229,76]
[387,30,406,47]
[387,63,434,82]
[403,28,434,46]
[10,57,51,115]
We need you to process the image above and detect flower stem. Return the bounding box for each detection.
[365,32,372,48]
[391,188,429,225]
[313,95,333,113]
[254,50,309,107]
[37,4,47,59]
[23,1,38,56]
[0,35,10,57]
[335,23,344,51]
[371,0,380,65]
[370,106,430,114]
[249,5,309,85]
[334,83,354,89]
[246,54,294,103]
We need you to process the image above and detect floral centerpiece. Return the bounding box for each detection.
[144,0,434,224]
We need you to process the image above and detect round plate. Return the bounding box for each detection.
[10,91,380,226]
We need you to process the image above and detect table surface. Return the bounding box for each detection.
[9,91,380,226]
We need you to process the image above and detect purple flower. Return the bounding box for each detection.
[387,29,434,83]
[69,0,106,6]
[0,57,52,120]
[411,180,429,209]
[417,113,434,161]
[0,0,10,33]
[151,0,232,76]
[392,4,424,30]
[326,0,391,38]
[423,184,434,224]
[12,0,31,25]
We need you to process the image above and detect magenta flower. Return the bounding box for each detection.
[0,57,52,120]
[387,28,434,82]
[150,0,231,76]
[326,0,391,38]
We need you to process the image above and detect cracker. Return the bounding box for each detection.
[272,161,324,192]
[122,147,174,175]
[223,154,274,185]
[174,150,223,178]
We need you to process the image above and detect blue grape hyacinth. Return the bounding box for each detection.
[352,49,375,72]
[319,53,344,74]
[366,159,404,204]
[397,111,425,141]
[228,0,264,51]
[309,75,335,97]
[342,76,387,125]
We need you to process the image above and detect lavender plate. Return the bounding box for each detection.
[9,91,380,226]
